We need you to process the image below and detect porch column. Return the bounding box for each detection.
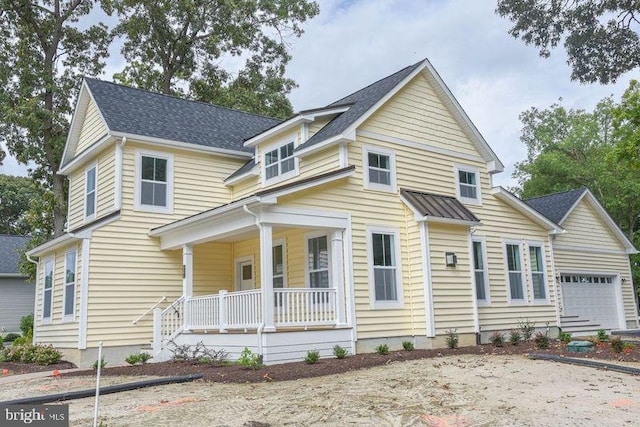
[260,224,276,332]
[331,230,347,326]
[182,244,193,329]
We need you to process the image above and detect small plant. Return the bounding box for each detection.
[622,343,634,354]
[534,332,550,349]
[2,333,21,343]
[333,345,348,359]
[93,358,107,370]
[168,340,227,364]
[402,341,415,351]
[237,347,263,369]
[610,336,624,353]
[375,344,389,355]
[445,329,459,349]
[597,329,609,342]
[518,319,536,340]
[558,331,572,344]
[490,331,505,347]
[304,350,320,364]
[20,314,33,337]
[509,330,521,346]
[125,352,152,365]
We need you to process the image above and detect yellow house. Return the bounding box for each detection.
[27,59,639,367]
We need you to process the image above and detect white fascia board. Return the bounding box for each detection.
[26,234,78,257]
[149,197,260,237]
[58,134,114,175]
[224,163,259,186]
[243,116,312,148]
[294,134,353,158]
[109,131,252,159]
[492,186,564,234]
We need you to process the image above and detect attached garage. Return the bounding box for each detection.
[560,274,624,330]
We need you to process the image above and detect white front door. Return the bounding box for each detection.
[239,260,254,291]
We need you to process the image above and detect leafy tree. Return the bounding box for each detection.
[0,0,112,237]
[104,0,319,118]
[496,1,640,84]
[0,174,43,235]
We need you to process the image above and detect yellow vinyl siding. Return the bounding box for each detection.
[231,176,259,200]
[296,146,340,181]
[308,117,332,140]
[34,243,81,348]
[193,242,233,295]
[555,200,626,250]
[76,100,107,155]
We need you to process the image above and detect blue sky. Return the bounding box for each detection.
[2,0,638,188]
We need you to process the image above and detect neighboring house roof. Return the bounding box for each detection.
[524,188,586,225]
[0,235,29,276]
[524,187,637,254]
[400,189,481,225]
[83,78,281,154]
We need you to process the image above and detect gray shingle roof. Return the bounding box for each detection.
[401,189,481,223]
[84,78,282,153]
[225,159,256,182]
[524,188,587,224]
[0,235,29,275]
[296,60,424,152]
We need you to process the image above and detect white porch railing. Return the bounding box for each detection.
[224,289,263,329]
[188,294,221,329]
[274,288,337,327]
[160,296,184,340]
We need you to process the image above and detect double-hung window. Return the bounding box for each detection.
[455,165,481,205]
[64,250,77,321]
[265,141,296,182]
[505,242,525,302]
[85,165,97,219]
[472,238,490,304]
[307,235,329,289]
[529,244,547,301]
[42,258,54,322]
[135,151,173,213]
[273,242,285,289]
[368,227,403,308]
[363,146,396,192]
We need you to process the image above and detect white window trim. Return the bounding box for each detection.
[504,239,527,305]
[262,134,299,186]
[42,256,54,324]
[367,225,404,309]
[234,255,254,291]
[272,238,287,289]
[471,235,491,306]
[362,145,397,193]
[84,162,97,221]
[134,150,174,214]
[454,163,482,206]
[304,231,331,289]
[62,247,78,322]
[526,240,550,305]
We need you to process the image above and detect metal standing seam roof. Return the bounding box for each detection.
[0,235,29,275]
[84,78,282,153]
[523,188,587,225]
[400,189,481,223]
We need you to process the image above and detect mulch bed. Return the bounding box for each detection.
[0,361,76,376]
[57,340,640,384]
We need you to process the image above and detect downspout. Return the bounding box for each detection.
[26,255,39,342]
[243,205,266,355]
[114,137,126,210]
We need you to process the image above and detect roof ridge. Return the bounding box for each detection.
[83,77,282,122]
[328,59,425,106]
[524,187,587,202]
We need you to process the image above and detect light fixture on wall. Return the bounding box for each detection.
[445,252,457,267]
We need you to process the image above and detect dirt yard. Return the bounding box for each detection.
[2,354,640,426]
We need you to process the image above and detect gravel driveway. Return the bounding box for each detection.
[2,354,639,426]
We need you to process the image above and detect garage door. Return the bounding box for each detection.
[560,274,620,330]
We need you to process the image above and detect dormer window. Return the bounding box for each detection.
[264,141,296,182]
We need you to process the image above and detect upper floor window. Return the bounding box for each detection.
[528,244,548,302]
[85,165,97,219]
[64,250,77,321]
[505,242,525,303]
[454,164,481,205]
[368,226,403,309]
[265,141,296,182]
[135,151,173,214]
[363,146,396,192]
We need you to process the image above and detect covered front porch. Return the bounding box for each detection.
[149,199,354,363]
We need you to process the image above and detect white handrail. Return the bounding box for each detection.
[132,296,167,325]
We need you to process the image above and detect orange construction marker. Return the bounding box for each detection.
[2,369,8,376]
[52,369,60,377]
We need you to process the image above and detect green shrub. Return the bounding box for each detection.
[0,344,61,365]
[33,346,62,365]
[490,331,504,347]
[237,347,262,369]
[20,314,33,337]
[333,345,348,359]
[93,358,107,370]
[534,332,550,349]
[12,329,32,346]
[611,336,624,353]
[304,350,320,364]
[2,333,21,343]
[125,352,152,365]
[402,341,415,351]
[509,330,521,346]
[597,329,609,342]
[558,331,572,344]
[518,319,536,340]
[445,329,459,349]
[375,344,389,355]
